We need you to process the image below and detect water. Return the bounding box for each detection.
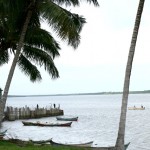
[1,94,150,150]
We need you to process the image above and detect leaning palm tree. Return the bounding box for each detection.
[0,1,60,124]
[0,0,99,124]
[115,0,145,149]
[0,17,61,123]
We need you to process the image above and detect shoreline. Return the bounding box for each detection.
[8,90,150,97]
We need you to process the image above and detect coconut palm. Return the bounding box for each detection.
[115,0,145,149]
[0,0,99,124]
[0,0,62,124]
[0,14,60,123]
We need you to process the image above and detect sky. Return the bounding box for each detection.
[1,0,150,95]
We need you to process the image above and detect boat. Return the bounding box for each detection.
[128,107,145,110]
[6,138,51,146]
[50,139,130,149]
[49,139,93,147]
[56,116,78,121]
[94,142,130,150]
[6,138,29,146]
[29,138,52,145]
[22,121,72,127]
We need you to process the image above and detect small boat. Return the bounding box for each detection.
[22,121,72,127]
[50,139,93,147]
[128,107,145,110]
[6,138,29,146]
[6,138,51,146]
[50,139,130,150]
[95,142,130,150]
[29,138,52,144]
[56,116,78,121]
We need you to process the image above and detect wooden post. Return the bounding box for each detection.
[8,107,15,121]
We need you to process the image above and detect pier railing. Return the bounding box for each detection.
[4,106,64,121]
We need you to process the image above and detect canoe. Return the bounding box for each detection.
[92,142,130,150]
[29,138,52,144]
[56,116,78,121]
[6,138,51,146]
[50,139,93,147]
[128,107,145,110]
[6,138,29,146]
[50,139,130,150]
[22,121,72,127]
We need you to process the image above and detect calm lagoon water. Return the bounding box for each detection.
[1,94,150,150]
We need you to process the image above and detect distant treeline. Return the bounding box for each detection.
[8,90,150,97]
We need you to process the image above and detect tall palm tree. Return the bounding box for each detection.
[0,0,99,124]
[115,0,145,149]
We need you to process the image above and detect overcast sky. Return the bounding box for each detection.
[1,0,150,95]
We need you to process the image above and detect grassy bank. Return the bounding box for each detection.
[0,140,82,150]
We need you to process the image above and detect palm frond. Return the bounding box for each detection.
[0,0,28,30]
[23,46,59,79]
[50,0,99,7]
[84,0,99,6]
[25,27,60,58]
[0,23,18,51]
[28,8,41,28]
[50,0,80,6]
[18,54,42,82]
[40,2,86,49]
[0,50,9,66]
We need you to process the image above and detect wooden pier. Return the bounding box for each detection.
[4,105,64,121]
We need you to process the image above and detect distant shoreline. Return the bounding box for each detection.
[8,90,150,97]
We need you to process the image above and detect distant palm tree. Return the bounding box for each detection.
[115,0,145,149]
[0,0,99,124]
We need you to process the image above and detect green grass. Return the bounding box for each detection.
[0,140,83,150]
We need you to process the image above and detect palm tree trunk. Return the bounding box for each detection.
[115,0,145,149]
[0,5,34,126]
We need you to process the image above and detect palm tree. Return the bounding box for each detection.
[0,16,61,123]
[115,0,145,149]
[0,0,99,124]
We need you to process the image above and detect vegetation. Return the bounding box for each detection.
[7,90,150,98]
[0,140,82,150]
